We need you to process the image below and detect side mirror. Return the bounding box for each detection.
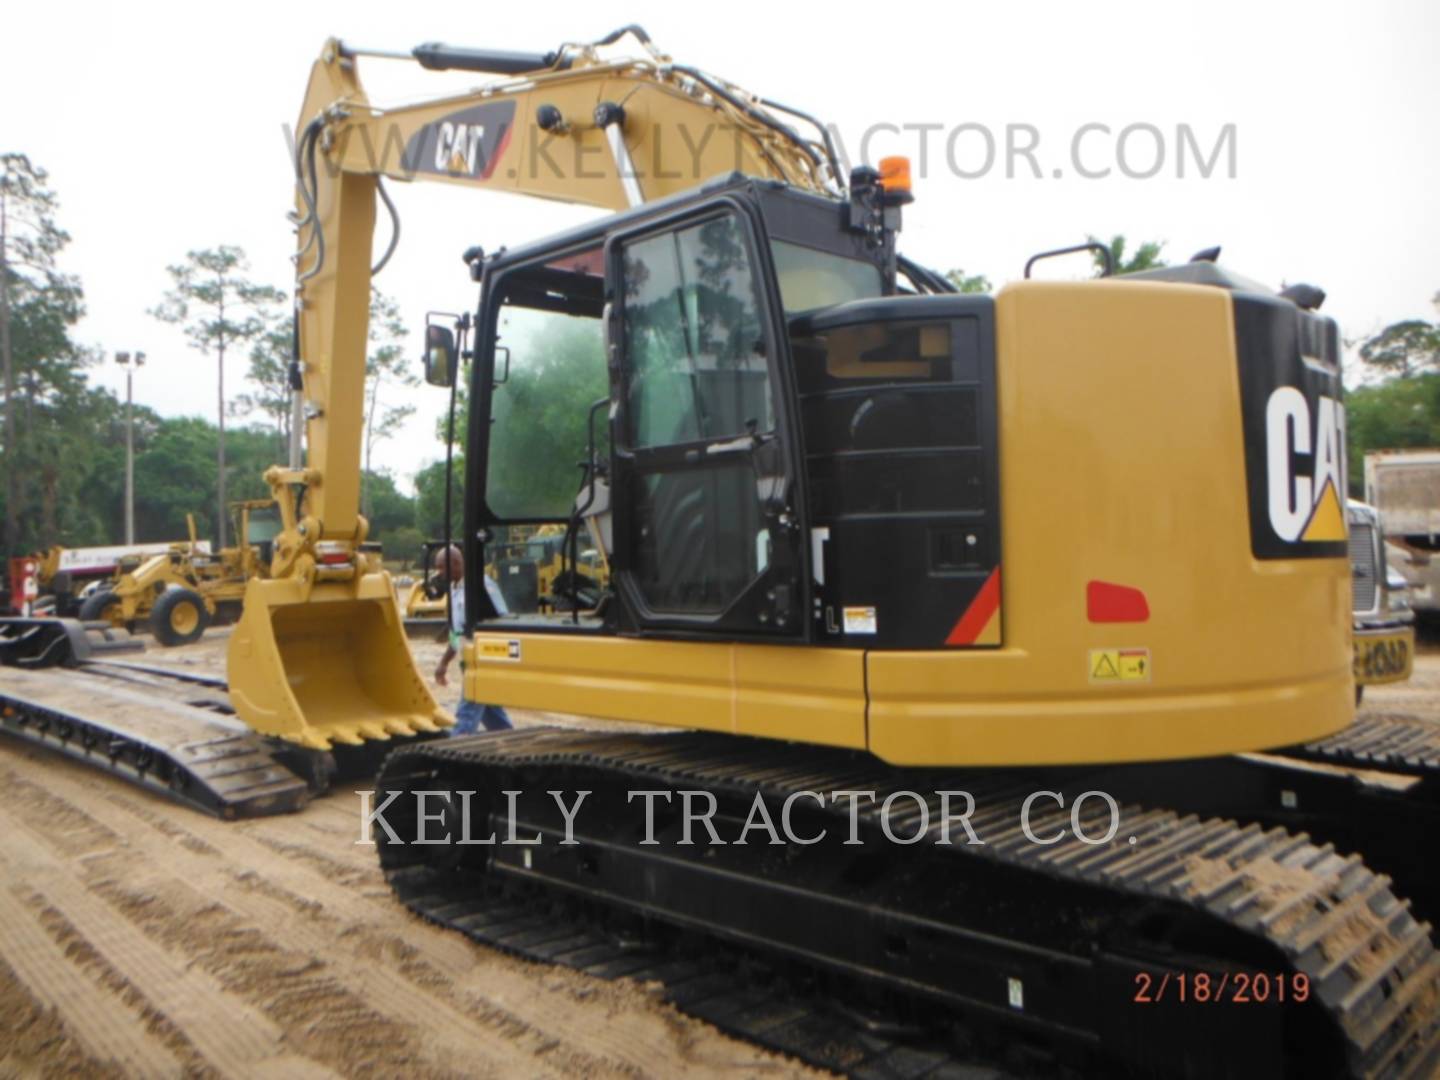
[424,324,458,387]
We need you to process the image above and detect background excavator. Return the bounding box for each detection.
[2,25,1436,1077]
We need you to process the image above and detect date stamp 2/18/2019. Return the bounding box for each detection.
[1133,971,1311,1005]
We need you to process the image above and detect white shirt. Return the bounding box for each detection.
[449,581,465,637]
[449,576,509,643]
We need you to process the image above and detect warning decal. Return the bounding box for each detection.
[475,639,522,663]
[944,566,1002,647]
[1089,647,1150,683]
[843,606,878,635]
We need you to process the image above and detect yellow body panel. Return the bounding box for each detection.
[465,634,866,750]
[869,282,1352,763]
[464,280,1352,766]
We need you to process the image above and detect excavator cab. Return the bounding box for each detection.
[465,185,801,639]
[461,176,990,648]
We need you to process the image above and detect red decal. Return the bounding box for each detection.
[481,122,513,180]
[1087,581,1150,623]
[946,567,1001,646]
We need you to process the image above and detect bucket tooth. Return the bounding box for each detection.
[295,730,333,752]
[328,726,366,747]
[382,719,418,737]
[357,723,392,741]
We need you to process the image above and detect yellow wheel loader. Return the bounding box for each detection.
[81,499,282,645]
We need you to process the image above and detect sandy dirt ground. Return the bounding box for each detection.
[0,628,822,1080]
[2,626,1437,1078]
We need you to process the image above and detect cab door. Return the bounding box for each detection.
[606,202,807,639]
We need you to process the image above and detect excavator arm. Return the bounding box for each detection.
[228,27,838,748]
[286,26,834,546]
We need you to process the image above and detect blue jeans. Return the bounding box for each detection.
[452,698,512,736]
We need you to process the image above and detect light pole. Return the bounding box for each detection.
[115,351,145,544]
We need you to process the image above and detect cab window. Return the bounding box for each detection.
[622,215,774,450]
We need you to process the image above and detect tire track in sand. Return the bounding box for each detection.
[94,780,789,1078]
[0,887,179,1077]
[87,805,605,1079]
[168,786,818,1076]
[0,805,345,1079]
[0,772,562,1080]
[0,745,819,1078]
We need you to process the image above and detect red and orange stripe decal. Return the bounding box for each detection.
[945,566,1001,646]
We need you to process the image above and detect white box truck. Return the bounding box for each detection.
[1365,449,1440,613]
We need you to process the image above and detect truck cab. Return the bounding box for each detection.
[1349,498,1414,699]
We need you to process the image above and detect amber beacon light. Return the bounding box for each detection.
[878,155,914,202]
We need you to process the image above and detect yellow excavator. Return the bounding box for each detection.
[214,27,1437,1077]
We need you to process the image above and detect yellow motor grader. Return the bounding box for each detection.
[80,499,282,645]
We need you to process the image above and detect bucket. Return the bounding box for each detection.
[228,573,452,750]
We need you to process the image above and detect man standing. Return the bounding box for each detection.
[432,545,512,735]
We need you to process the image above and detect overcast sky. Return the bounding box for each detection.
[5,0,1437,492]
